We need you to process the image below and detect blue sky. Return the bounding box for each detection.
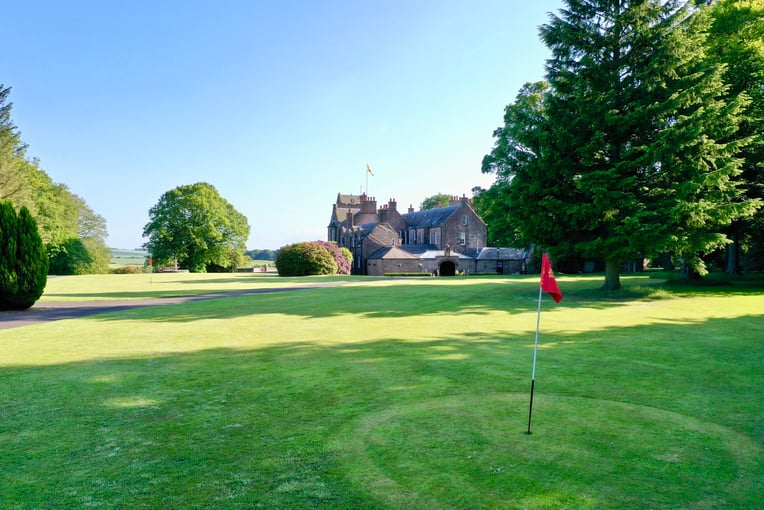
[5,0,563,250]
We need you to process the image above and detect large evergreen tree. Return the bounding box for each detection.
[143,182,250,272]
[483,0,758,289]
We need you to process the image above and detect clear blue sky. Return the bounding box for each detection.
[5,0,563,250]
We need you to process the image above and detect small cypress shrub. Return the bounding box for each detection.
[0,201,48,310]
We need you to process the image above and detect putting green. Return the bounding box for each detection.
[332,393,761,509]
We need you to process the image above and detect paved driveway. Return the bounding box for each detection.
[0,287,319,331]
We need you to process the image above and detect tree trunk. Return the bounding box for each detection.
[725,242,740,275]
[725,223,741,275]
[660,252,674,271]
[681,260,702,280]
[602,258,622,290]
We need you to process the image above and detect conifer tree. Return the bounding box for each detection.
[488,0,757,289]
[0,201,48,309]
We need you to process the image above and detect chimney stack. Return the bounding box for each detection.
[360,193,377,214]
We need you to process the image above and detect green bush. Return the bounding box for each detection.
[0,201,48,310]
[316,240,351,274]
[275,242,338,276]
[47,238,93,275]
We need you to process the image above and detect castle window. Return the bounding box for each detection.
[462,215,468,226]
[429,229,440,246]
[458,232,466,245]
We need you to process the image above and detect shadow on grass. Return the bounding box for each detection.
[39,275,359,301]
[80,277,659,325]
[12,274,759,333]
[1,313,762,509]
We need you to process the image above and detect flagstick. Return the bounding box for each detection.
[527,285,543,434]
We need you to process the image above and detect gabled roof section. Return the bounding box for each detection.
[335,207,358,224]
[328,203,359,228]
[368,245,421,260]
[359,221,379,238]
[402,205,459,228]
[337,193,362,207]
[397,244,438,255]
[369,245,477,260]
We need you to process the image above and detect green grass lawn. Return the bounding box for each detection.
[2,273,762,508]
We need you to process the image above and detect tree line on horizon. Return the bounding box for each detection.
[474,0,764,290]
[0,85,111,276]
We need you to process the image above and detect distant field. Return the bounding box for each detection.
[109,249,273,270]
[110,248,148,266]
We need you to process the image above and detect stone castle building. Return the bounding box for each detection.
[328,193,530,276]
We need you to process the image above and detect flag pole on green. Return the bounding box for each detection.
[527,252,562,434]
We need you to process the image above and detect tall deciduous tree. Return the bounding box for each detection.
[483,0,758,289]
[143,182,250,272]
[476,82,549,248]
[1,85,111,274]
[421,193,454,210]
[38,182,110,275]
[0,85,32,210]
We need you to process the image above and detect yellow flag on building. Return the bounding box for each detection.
[366,164,374,176]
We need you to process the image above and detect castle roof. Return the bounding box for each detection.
[368,245,477,260]
[336,193,362,207]
[401,205,460,228]
[367,245,421,260]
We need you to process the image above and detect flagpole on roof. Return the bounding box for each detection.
[365,163,374,195]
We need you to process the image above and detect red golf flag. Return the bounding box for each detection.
[540,253,562,303]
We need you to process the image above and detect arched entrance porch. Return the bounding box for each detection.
[439,260,456,276]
